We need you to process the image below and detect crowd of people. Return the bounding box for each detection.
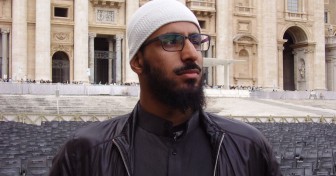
[0,78,142,86]
[0,77,266,91]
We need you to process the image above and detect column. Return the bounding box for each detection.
[74,0,89,83]
[35,0,51,81]
[216,0,232,87]
[259,0,277,89]
[305,45,315,90]
[12,0,28,81]
[223,63,231,89]
[312,0,326,90]
[125,0,139,83]
[1,29,9,79]
[207,45,213,86]
[115,35,123,83]
[277,42,285,90]
[108,38,114,84]
[88,33,96,84]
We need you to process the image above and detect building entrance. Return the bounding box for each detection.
[94,37,109,84]
[283,32,295,90]
[52,51,70,83]
[282,26,308,91]
[94,37,117,84]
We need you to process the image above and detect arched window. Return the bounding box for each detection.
[52,51,70,83]
[234,49,249,77]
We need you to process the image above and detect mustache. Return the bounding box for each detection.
[173,62,202,75]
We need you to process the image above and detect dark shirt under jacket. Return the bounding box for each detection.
[134,105,214,176]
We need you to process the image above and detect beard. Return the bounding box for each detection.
[142,58,206,113]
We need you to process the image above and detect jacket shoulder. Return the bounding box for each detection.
[205,112,267,145]
[71,113,131,147]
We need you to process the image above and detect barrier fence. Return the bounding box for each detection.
[1,113,335,125]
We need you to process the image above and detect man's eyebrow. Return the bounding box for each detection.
[189,32,200,35]
[161,31,200,35]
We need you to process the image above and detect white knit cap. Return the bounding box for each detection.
[127,0,200,61]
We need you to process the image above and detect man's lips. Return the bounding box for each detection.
[174,62,202,76]
[176,69,200,75]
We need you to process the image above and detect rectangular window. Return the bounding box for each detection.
[54,7,68,18]
[324,11,329,23]
[287,0,298,12]
[198,20,206,29]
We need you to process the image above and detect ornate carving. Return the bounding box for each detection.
[89,32,97,38]
[327,25,334,36]
[1,28,10,34]
[304,48,314,54]
[239,36,253,42]
[55,32,69,41]
[277,45,284,51]
[52,44,72,60]
[53,32,72,43]
[96,9,115,23]
[90,0,124,8]
[114,35,123,41]
[298,59,305,79]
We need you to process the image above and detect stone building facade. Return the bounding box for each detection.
[0,0,335,91]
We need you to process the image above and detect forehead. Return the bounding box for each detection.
[147,22,200,40]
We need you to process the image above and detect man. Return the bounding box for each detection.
[49,0,282,175]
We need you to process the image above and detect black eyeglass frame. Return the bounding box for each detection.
[141,33,211,52]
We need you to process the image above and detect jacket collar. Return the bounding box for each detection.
[137,103,200,138]
[114,102,225,175]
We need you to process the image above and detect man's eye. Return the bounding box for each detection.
[191,40,201,45]
[164,39,178,45]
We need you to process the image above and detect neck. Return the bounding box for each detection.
[139,93,194,126]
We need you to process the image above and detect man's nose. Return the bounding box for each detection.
[180,39,200,62]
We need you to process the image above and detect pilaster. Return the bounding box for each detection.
[216,0,231,87]
[88,33,96,83]
[125,0,139,83]
[35,0,51,81]
[312,0,326,90]
[277,41,286,90]
[108,38,114,84]
[260,0,277,89]
[12,0,28,81]
[115,35,123,83]
[1,29,9,79]
[74,0,89,83]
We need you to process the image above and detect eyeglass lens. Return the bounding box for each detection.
[160,34,210,51]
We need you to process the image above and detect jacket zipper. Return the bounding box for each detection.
[213,133,225,176]
[112,139,131,176]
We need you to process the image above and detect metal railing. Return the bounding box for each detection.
[94,50,116,60]
[1,113,335,125]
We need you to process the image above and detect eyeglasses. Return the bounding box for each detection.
[141,33,211,52]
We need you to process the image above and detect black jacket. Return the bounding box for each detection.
[49,105,282,176]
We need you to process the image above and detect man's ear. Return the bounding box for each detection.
[130,51,144,74]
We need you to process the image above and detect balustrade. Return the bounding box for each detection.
[285,12,308,21]
[90,0,125,7]
[234,5,255,16]
[186,0,216,12]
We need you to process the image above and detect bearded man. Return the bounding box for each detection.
[49,0,281,175]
